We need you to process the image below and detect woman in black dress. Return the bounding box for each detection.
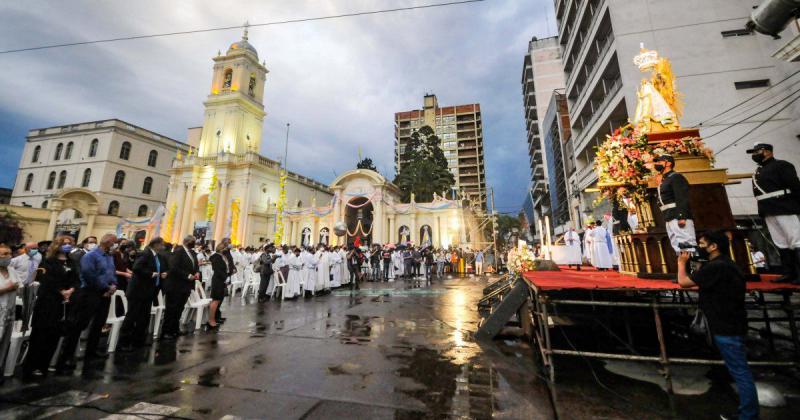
[207,243,229,330]
[23,240,79,378]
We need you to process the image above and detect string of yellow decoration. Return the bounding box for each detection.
[346,220,373,237]
[163,202,177,243]
[274,171,288,244]
[206,170,217,221]
[230,198,241,246]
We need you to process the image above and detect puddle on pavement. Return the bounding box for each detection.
[195,366,226,387]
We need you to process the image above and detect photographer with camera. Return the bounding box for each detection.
[677,230,757,420]
[655,154,696,252]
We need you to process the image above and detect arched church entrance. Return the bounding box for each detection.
[344,196,373,246]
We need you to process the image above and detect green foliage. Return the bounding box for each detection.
[485,214,521,249]
[356,157,377,171]
[0,208,24,245]
[393,126,455,203]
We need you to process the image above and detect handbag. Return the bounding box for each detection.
[689,309,712,346]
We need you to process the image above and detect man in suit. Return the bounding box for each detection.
[118,237,167,351]
[161,235,199,340]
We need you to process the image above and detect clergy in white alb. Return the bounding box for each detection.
[285,249,304,298]
[590,222,613,269]
[301,248,318,294]
[315,248,331,291]
[563,228,583,268]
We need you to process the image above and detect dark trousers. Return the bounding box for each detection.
[162,290,190,336]
[58,289,107,366]
[258,271,271,298]
[119,294,153,346]
[23,325,61,374]
[382,261,390,279]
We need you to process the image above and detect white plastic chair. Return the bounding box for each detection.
[4,297,33,377]
[241,267,259,301]
[150,291,165,339]
[186,281,211,331]
[106,290,128,353]
[228,271,244,297]
[272,270,287,301]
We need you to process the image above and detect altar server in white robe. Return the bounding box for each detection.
[302,247,318,294]
[583,225,594,263]
[284,247,304,298]
[564,227,583,270]
[392,249,404,280]
[330,247,343,288]
[590,221,613,270]
[338,247,350,285]
[315,246,331,291]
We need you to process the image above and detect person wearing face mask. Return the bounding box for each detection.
[22,239,79,378]
[57,233,118,370]
[161,235,200,340]
[677,230,757,420]
[69,236,97,278]
[113,240,135,292]
[10,242,42,333]
[0,243,22,376]
[118,237,168,351]
[748,142,800,284]
[654,154,696,252]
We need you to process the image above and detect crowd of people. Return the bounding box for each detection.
[0,233,492,381]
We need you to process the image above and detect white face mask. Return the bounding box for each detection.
[86,243,98,251]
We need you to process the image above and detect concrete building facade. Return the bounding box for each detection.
[395,94,487,210]
[10,119,189,218]
[554,0,800,221]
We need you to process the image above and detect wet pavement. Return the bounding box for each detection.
[0,276,554,419]
[1,276,797,419]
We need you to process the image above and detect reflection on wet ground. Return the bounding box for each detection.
[2,274,794,419]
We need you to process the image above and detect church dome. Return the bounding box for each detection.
[227,25,258,57]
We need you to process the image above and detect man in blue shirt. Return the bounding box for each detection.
[56,234,118,371]
[475,250,485,276]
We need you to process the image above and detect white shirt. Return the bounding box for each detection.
[751,251,766,268]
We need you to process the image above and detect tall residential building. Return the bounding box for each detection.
[522,36,567,235]
[395,94,486,209]
[554,0,800,221]
[10,119,190,218]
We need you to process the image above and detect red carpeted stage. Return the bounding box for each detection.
[522,266,800,292]
[515,266,800,391]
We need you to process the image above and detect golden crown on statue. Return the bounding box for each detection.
[633,43,659,70]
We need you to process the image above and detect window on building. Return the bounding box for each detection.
[42,200,48,209]
[32,146,41,163]
[223,68,232,88]
[142,177,153,194]
[137,205,148,217]
[734,79,770,89]
[120,141,132,160]
[248,74,256,96]
[57,170,67,189]
[54,143,63,160]
[24,174,33,191]
[113,170,126,189]
[82,168,91,188]
[65,142,74,159]
[89,138,99,157]
[147,150,158,167]
[108,201,120,216]
[721,28,753,38]
[46,171,56,189]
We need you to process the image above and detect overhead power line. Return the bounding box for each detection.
[716,92,800,154]
[697,68,800,126]
[701,87,800,141]
[0,0,485,55]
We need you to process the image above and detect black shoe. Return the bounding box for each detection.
[86,351,108,360]
[117,344,134,353]
[161,333,177,340]
[217,317,227,323]
[205,323,219,331]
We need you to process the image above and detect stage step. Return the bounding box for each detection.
[475,279,529,341]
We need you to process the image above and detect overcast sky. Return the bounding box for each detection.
[0,0,556,213]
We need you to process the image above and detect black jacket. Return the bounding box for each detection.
[164,246,198,295]
[753,157,800,217]
[32,257,80,327]
[658,171,692,221]
[128,248,165,300]
[209,253,229,287]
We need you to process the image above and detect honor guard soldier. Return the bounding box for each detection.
[655,154,696,252]
[747,143,800,284]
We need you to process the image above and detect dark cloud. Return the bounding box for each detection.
[0,0,551,211]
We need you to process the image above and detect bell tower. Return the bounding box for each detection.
[197,24,269,157]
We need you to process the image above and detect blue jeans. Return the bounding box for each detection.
[714,335,759,420]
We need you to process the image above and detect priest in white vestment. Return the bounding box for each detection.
[285,248,304,298]
[338,247,350,285]
[590,222,613,270]
[392,250,404,280]
[583,226,594,263]
[316,247,331,291]
[563,228,583,270]
[302,248,318,294]
[330,249,343,288]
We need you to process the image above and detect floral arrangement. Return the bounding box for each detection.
[507,247,536,275]
[594,125,714,205]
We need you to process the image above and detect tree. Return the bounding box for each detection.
[0,209,24,245]
[485,214,522,250]
[393,126,455,203]
[356,157,377,171]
